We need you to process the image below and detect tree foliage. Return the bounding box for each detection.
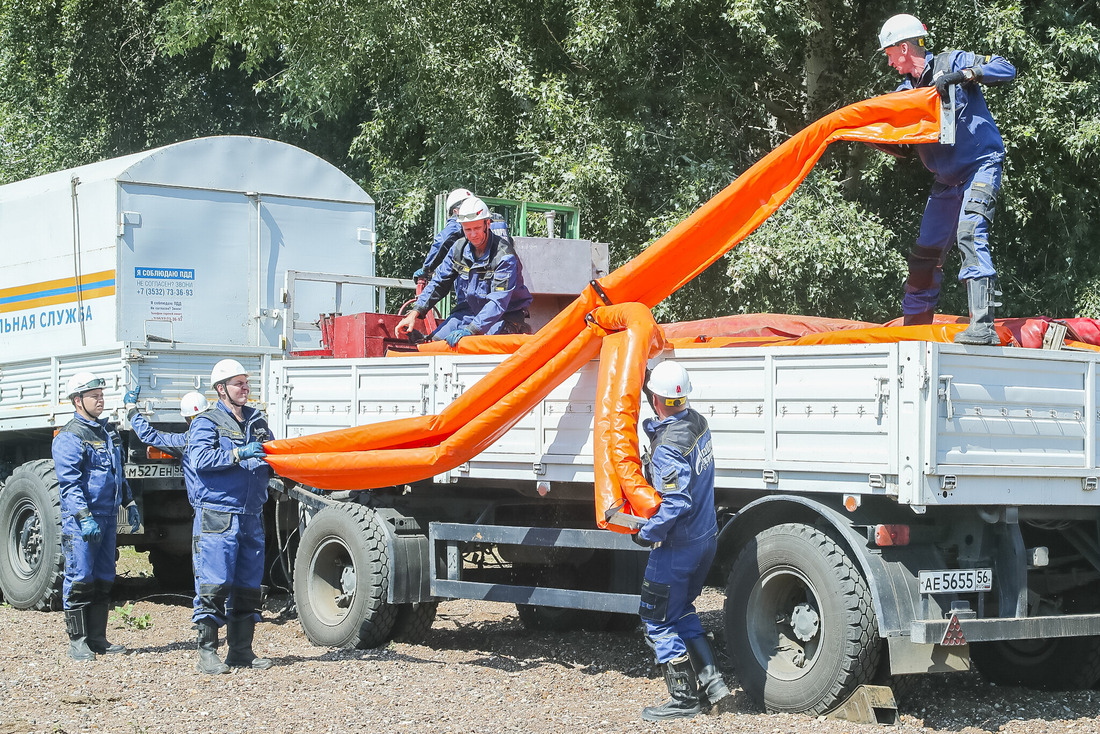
[2,0,1099,321]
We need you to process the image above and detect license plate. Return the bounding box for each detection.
[918,568,992,594]
[124,463,183,479]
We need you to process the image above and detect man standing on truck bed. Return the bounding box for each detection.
[187,359,273,674]
[396,196,533,347]
[632,361,729,720]
[877,13,1016,345]
[52,371,142,661]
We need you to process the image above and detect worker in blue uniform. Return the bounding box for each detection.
[877,13,1016,345]
[52,371,141,661]
[632,361,729,721]
[187,359,273,674]
[125,388,209,505]
[396,196,533,347]
[412,187,512,283]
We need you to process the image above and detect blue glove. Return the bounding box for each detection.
[413,267,427,280]
[123,387,140,405]
[127,503,141,533]
[78,515,102,543]
[445,326,473,348]
[236,442,266,461]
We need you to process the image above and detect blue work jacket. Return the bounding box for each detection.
[420,217,512,276]
[186,402,272,514]
[129,410,198,505]
[52,414,133,520]
[415,228,533,335]
[897,50,1016,185]
[639,408,718,545]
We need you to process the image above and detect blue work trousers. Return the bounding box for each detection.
[191,508,265,627]
[62,513,117,608]
[903,159,1001,316]
[640,534,717,663]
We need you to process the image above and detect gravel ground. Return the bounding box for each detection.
[2,553,1099,734]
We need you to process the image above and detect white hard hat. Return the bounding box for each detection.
[66,371,106,399]
[445,188,474,214]
[647,361,692,404]
[455,196,492,223]
[180,391,210,418]
[210,358,247,387]
[878,13,927,51]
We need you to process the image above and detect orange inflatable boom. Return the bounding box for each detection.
[264,89,942,509]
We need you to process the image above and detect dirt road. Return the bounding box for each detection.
[0,554,1098,734]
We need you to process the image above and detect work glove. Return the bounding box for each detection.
[126,502,141,533]
[123,386,140,406]
[445,326,473,348]
[630,532,654,549]
[78,515,102,543]
[234,442,266,462]
[935,70,967,99]
[413,267,427,280]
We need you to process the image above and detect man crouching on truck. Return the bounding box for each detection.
[632,361,729,720]
[395,196,533,348]
[52,372,143,661]
[186,359,273,674]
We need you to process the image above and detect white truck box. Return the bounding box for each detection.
[0,135,377,428]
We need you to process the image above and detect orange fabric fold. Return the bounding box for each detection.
[588,304,667,532]
[265,88,941,490]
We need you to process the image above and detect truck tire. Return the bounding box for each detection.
[971,637,1100,690]
[0,460,64,611]
[294,504,397,648]
[148,549,195,591]
[390,602,438,643]
[724,523,880,714]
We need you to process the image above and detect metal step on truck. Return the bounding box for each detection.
[272,325,1100,715]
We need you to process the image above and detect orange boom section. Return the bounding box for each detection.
[263,88,941,490]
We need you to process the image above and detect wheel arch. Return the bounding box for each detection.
[715,495,915,639]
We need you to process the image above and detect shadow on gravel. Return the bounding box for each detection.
[893,671,1100,732]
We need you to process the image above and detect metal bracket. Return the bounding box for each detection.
[941,475,957,492]
[938,375,954,419]
[939,84,956,145]
[1043,322,1068,350]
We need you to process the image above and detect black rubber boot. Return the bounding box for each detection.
[86,603,126,655]
[954,276,1000,345]
[903,310,935,326]
[225,616,273,670]
[65,608,96,662]
[195,622,230,675]
[641,655,703,721]
[685,636,730,708]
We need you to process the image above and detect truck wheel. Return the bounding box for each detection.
[0,460,64,611]
[725,523,880,714]
[148,549,194,591]
[294,504,397,648]
[390,601,438,643]
[971,637,1100,690]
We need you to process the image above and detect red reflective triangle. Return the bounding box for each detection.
[940,614,967,646]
